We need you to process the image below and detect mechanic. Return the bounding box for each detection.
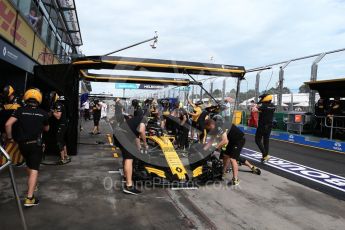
[197,106,210,143]
[160,99,171,129]
[188,99,203,141]
[114,97,124,126]
[177,102,190,151]
[82,99,90,121]
[5,88,49,207]
[0,85,21,141]
[51,96,70,165]
[327,97,345,137]
[255,94,276,163]
[91,99,102,135]
[132,99,143,117]
[118,113,148,195]
[150,101,160,122]
[314,98,328,136]
[203,117,261,186]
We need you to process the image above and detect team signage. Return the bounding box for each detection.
[0,38,36,73]
[241,148,345,193]
[115,83,138,89]
[115,83,168,90]
[139,84,166,90]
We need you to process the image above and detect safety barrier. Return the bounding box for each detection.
[0,145,28,230]
[322,115,345,140]
[238,125,345,153]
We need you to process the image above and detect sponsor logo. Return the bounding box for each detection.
[142,85,165,89]
[242,148,345,192]
[1,45,18,60]
[288,135,294,142]
[333,142,342,151]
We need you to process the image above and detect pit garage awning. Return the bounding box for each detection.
[73,56,246,78]
[79,70,200,86]
[305,78,345,98]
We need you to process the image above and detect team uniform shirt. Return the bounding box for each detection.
[206,122,244,145]
[117,116,146,159]
[92,103,102,119]
[191,106,202,122]
[258,103,276,127]
[178,108,189,125]
[53,102,67,126]
[0,97,21,133]
[12,105,49,142]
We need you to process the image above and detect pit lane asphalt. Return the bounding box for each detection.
[0,120,344,229]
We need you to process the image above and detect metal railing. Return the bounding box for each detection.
[0,145,28,230]
[322,115,345,140]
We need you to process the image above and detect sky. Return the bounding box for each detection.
[76,0,345,97]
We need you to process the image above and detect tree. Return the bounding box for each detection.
[299,84,310,93]
[212,89,222,97]
[265,87,291,94]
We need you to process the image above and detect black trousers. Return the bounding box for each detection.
[255,125,272,158]
[178,127,189,149]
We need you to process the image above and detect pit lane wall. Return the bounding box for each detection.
[238,126,345,153]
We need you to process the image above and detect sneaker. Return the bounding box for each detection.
[24,197,39,207]
[251,166,261,175]
[58,159,69,165]
[123,185,142,195]
[229,178,240,186]
[261,155,271,163]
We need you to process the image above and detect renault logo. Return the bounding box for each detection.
[3,47,6,56]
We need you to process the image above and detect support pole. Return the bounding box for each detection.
[277,61,292,112]
[309,53,326,113]
[0,146,28,230]
[222,78,226,101]
[255,71,262,103]
[200,86,203,101]
[9,165,28,230]
[230,78,242,124]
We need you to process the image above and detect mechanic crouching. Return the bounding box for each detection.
[5,88,49,207]
[203,116,260,186]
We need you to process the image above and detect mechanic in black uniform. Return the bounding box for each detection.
[177,102,190,150]
[150,101,160,122]
[114,97,124,126]
[117,112,148,195]
[91,100,102,135]
[132,99,143,118]
[160,99,171,129]
[203,116,261,186]
[314,98,329,137]
[0,85,21,141]
[197,108,210,143]
[255,94,276,163]
[327,97,345,138]
[51,97,70,164]
[5,88,49,207]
